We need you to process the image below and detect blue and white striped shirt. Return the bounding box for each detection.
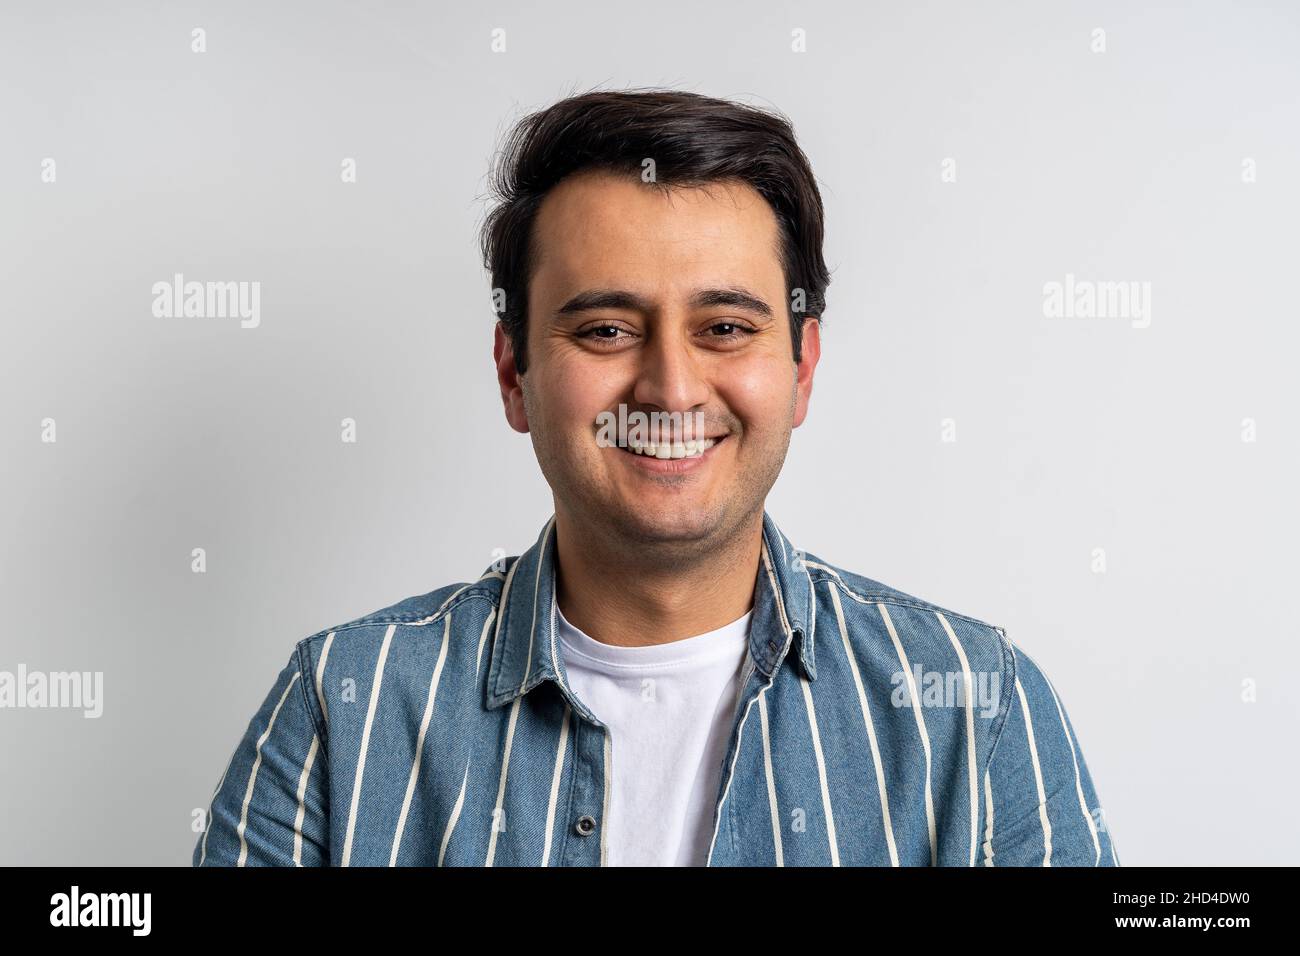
[194,511,1120,867]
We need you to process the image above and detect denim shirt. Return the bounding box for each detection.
[193,511,1120,867]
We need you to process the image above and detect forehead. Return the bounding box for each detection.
[528,170,784,305]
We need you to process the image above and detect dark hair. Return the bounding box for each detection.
[480,88,830,375]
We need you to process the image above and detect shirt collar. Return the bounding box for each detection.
[485,510,817,717]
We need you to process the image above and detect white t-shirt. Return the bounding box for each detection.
[555,602,753,866]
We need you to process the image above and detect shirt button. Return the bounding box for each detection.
[574,815,597,837]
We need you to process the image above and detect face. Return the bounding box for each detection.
[494,169,820,554]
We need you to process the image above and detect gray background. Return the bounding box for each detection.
[2,0,1296,865]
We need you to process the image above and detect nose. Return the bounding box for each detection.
[630,327,711,428]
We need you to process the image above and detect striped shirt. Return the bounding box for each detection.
[194,511,1120,867]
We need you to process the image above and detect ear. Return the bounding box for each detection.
[792,316,821,428]
[494,322,530,434]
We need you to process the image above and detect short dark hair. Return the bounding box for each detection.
[480,88,830,375]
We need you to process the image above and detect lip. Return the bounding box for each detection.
[613,435,728,474]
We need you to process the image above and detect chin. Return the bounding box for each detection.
[608,502,723,544]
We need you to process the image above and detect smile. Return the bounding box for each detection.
[617,436,721,460]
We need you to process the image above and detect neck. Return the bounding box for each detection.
[552,505,763,647]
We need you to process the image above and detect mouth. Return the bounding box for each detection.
[611,434,729,474]
[615,435,725,460]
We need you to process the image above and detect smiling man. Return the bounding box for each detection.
[194,89,1119,868]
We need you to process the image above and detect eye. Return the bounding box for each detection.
[575,323,635,346]
[703,321,757,339]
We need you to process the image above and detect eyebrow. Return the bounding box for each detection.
[553,287,774,320]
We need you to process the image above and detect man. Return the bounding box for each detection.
[194,89,1118,867]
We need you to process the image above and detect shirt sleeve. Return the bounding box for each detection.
[193,645,330,866]
[981,636,1119,867]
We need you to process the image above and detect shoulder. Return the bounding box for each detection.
[289,565,511,669]
[799,550,1014,675]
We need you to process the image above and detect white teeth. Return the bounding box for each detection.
[622,437,718,458]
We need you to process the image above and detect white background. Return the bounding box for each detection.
[1,0,1297,864]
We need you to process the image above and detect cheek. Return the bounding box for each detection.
[545,361,625,438]
[719,353,796,428]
